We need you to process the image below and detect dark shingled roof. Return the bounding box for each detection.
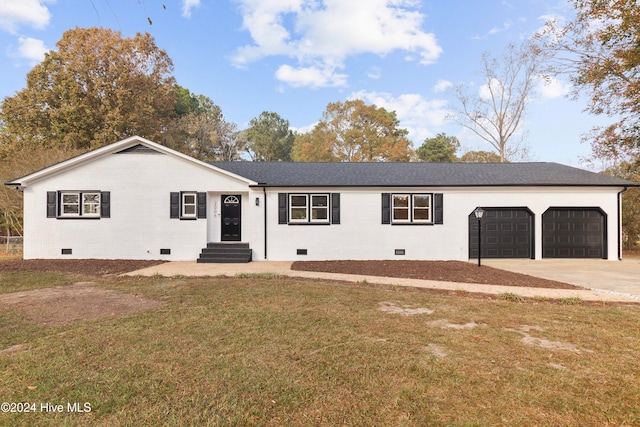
[210,161,636,187]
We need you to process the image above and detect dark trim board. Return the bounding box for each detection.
[469,207,534,259]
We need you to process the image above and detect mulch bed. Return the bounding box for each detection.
[0,259,166,276]
[291,260,582,290]
[0,258,581,290]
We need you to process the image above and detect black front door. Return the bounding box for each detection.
[221,195,241,241]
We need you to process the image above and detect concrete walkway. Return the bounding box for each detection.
[125,261,640,303]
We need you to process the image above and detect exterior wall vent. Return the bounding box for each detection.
[61,248,72,255]
[297,249,308,255]
[160,249,171,255]
[395,249,406,256]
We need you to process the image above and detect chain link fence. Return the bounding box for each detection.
[0,236,23,254]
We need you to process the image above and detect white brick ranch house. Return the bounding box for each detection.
[5,136,637,262]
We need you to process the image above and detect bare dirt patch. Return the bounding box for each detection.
[0,259,166,276]
[377,301,434,316]
[506,325,592,354]
[427,319,483,330]
[292,260,581,289]
[0,282,164,326]
[423,344,447,358]
[0,344,29,357]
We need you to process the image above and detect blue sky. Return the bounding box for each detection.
[0,0,611,167]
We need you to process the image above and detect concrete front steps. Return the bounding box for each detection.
[197,242,252,263]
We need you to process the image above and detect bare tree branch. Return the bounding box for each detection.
[448,42,541,162]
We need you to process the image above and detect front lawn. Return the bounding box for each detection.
[1,273,638,426]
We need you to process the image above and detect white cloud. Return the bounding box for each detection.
[478,78,504,101]
[0,0,52,34]
[367,66,382,80]
[16,36,48,64]
[181,0,201,18]
[489,20,513,35]
[434,79,452,93]
[537,76,571,99]
[473,20,513,39]
[275,64,348,88]
[350,90,451,144]
[535,13,567,42]
[232,0,442,88]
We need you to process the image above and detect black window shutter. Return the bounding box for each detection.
[170,192,180,218]
[46,191,57,218]
[331,193,340,224]
[100,191,111,218]
[278,193,288,224]
[381,193,391,224]
[434,193,443,224]
[197,192,207,218]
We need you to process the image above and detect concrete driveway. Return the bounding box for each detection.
[483,259,640,300]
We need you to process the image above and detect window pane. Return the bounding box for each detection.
[63,204,79,214]
[63,194,79,204]
[291,207,307,220]
[311,195,328,207]
[413,195,430,208]
[291,195,307,207]
[393,195,409,208]
[184,205,196,215]
[83,193,100,203]
[393,208,409,220]
[414,209,430,220]
[184,194,196,204]
[312,208,328,220]
[84,204,100,214]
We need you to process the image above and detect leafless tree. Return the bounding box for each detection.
[448,42,541,162]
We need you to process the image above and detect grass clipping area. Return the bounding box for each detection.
[1,272,639,426]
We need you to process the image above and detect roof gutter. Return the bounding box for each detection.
[3,181,23,191]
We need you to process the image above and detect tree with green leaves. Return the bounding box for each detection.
[416,133,460,162]
[292,99,412,162]
[537,0,640,163]
[459,150,503,163]
[244,111,294,161]
[0,27,177,151]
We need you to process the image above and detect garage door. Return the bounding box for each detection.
[469,208,533,259]
[542,208,606,258]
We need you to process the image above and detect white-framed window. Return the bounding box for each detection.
[310,194,329,222]
[60,192,101,218]
[412,194,431,222]
[182,192,197,218]
[289,194,309,222]
[289,193,330,223]
[392,194,432,223]
[392,194,411,223]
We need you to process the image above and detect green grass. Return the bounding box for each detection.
[1,272,639,426]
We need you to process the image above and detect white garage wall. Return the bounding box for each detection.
[264,186,623,261]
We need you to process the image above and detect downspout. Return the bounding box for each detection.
[618,187,627,260]
[263,186,267,260]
